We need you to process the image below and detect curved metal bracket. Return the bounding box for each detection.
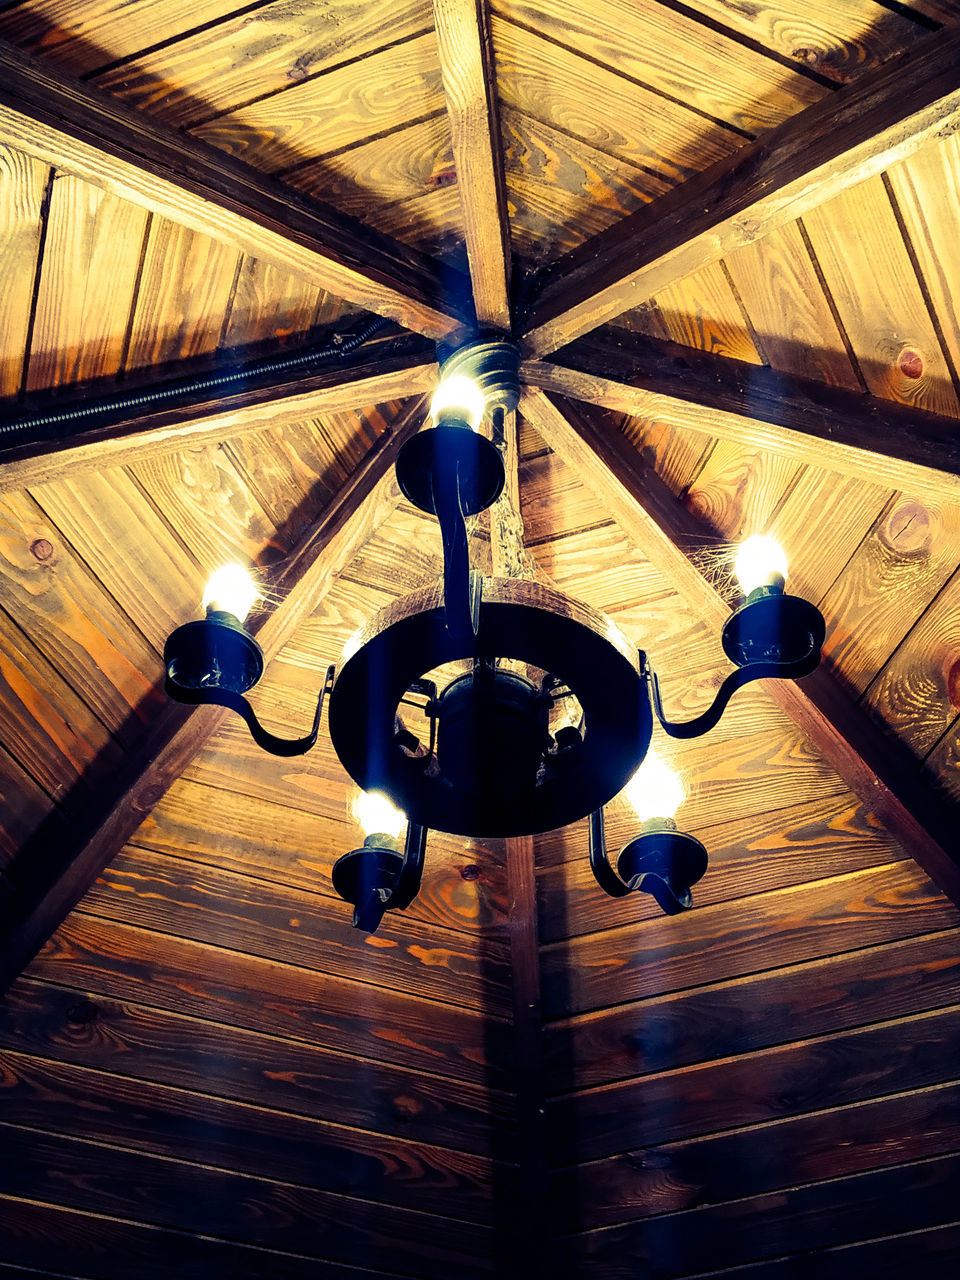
[385,822,429,911]
[588,809,633,898]
[644,644,821,741]
[166,663,334,757]
[432,464,479,641]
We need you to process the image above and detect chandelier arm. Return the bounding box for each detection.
[646,654,817,741]
[588,808,633,898]
[432,464,479,639]
[384,821,429,910]
[164,664,334,757]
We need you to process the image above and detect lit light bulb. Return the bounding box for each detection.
[202,563,258,623]
[624,750,686,822]
[354,790,406,839]
[734,535,788,596]
[430,374,485,430]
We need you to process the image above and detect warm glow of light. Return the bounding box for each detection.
[353,790,406,839]
[430,374,485,430]
[202,563,258,623]
[623,749,686,822]
[734,535,789,595]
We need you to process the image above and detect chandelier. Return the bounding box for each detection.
[163,340,825,932]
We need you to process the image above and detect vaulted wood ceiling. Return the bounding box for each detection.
[2,1,960,1277]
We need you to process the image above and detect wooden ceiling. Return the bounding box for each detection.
[2,1,960,1276]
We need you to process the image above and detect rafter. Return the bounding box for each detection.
[519,387,960,910]
[522,329,960,502]
[433,0,512,330]
[0,42,473,343]
[0,332,436,492]
[0,399,426,992]
[519,25,960,356]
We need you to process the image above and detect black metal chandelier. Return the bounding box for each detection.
[164,340,825,932]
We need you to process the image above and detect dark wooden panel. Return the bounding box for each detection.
[542,860,957,1018]
[85,845,512,1014]
[0,1194,414,1280]
[552,1077,960,1229]
[550,1003,960,1162]
[0,745,54,871]
[0,1058,509,1232]
[537,791,904,941]
[564,1152,960,1278]
[544,927,960,1090]
[27,913,513,1086]
[0,977,514,1159]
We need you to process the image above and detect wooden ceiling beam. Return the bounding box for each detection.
[433,0,512,330]
[519,387,960,910]
[0,332,436,492]
[519,26,960,356]
[0,43,473,343]
[0,400,425,993]
[522,329,960,502]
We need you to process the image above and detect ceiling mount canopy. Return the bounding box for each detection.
[164,339,826,931]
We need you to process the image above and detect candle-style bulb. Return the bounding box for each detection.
[624,750,686,822]
[354,790,406,839]
[202,564,258,623]
[430,374,485,430]
[734,535,788,596]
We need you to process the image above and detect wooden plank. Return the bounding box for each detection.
[26,912,511,1085]
[134,777,509,938]
[0,975,514,1158]
[519,25,960,354]
[220,255,328,349]
[683,440,802,540]
[0,1122,502,1276]
[495,0,825,136]
[650,262,763,365]
[818,493,960,694]
[523,327,960,503]
[0,488,164,740]
[433,0,511,328]
[285,114,454,214]
[26,174,147,391]
[690,0,931,84]
[541,860,957,1019]
[565,1153,960,1278]
[125,217,239,371]
[537,791,904,941]
[92,0,435,128]
[191,32,445,175]
[85,844,512,1014]
[0,333,436,492]
[888,131,960,394]
[0,144,45,398]
[0,745,54,872]
[552,1077,960,1230]
[491,14,742,183]
[802,175,959,416]
[0,407,423,993]
[519,388,960,907]
[723,219,862,388]
[0,41,471,341]
[544,927,960,1089]
[550,1003,960,1164]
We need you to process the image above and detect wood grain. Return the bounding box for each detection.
[651,262,763,364]
[221,255,328,349]
[27,174,147,391]
[523,328,960,502]
[0,975,515,1158]
[541,860,956,1018]
[802,175,959,415]
[434,0,511,328]
[191,32,445,175]
[520,24,960,354]
[544,927,960,1089]
[0,41,471,340]
[0,144,45,398]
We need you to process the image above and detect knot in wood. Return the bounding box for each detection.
[460,864,482,881]
[898,348,924,380]
[30,538,54,561]
[66,999,99,1025]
